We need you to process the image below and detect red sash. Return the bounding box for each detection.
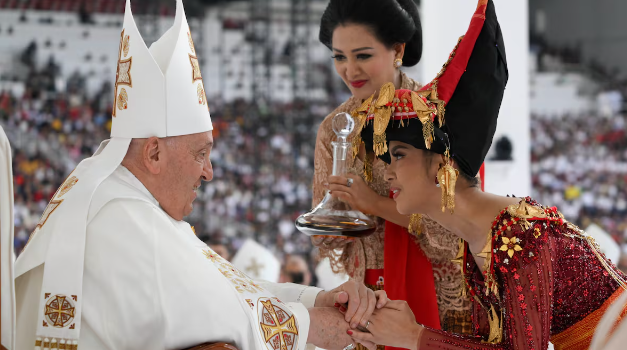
[480,163,485,191]
[383,191,441,350]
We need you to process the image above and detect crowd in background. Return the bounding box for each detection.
[531,110,627,270]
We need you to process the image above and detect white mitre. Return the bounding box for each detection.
[14,0,212,347]
[231,240,281,283]
[585,223,621,264]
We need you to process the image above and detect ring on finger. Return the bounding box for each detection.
[366,320,371,329]
[343,344,356,350]
[347,178,354,187]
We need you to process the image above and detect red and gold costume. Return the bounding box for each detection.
[419,197,627,349]
[353,0,627,348]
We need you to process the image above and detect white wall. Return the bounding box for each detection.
[421,0,531,196]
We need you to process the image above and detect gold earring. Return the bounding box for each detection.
[408,213,422,235]
[394,58,403,68]
[437,150,459,214]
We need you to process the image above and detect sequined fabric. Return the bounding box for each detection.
[419,198,627,349]
[312,72,472,332]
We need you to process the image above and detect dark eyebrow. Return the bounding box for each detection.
[390,145,409,154]
[332,47,374,53]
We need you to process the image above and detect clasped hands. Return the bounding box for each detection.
[309,280,423,350]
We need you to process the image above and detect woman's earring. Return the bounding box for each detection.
[437,150,459,214]
[394,58,403,68]
[435,176,440,187]
[408,213,422,235]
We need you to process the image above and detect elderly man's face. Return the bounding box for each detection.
[161,131,213,220]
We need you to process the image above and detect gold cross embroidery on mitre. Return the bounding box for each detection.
[246,258,265,277]
[260,300,298,350]
[113,29,132,117]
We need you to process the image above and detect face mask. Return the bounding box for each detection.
[288,272,305,284]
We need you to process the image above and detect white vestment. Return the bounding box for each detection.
[16,166,321,350]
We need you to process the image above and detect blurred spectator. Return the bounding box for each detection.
[491,135,513,161]
[280,254,312,286]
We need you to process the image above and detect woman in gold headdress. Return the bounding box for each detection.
[348,1,627,349]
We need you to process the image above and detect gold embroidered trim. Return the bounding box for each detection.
[372,83,395,156]
[117,88,128,111]
[197,83,207,105]
[363,151,374,183]
[188,31,196,54]
[34,338,77,350]
[57,176,78,198]
[189,54,203,83]
[113,29,132,117]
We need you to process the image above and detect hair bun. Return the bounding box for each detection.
[395,0,422,66]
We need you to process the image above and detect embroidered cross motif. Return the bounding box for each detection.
[44,295,76,328]
[113,29,132,117]
[246,258,265,278]
[259,299,299,350]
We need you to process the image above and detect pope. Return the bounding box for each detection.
[13,1,383,349]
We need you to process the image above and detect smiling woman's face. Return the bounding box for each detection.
[331,23,399,101]
[385,141,440,215]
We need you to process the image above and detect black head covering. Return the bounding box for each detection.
[360,0,508,177]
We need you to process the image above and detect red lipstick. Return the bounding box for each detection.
[350,80,367,88]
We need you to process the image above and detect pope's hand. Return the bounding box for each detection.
[315,280,388,329]
[307,307,354,350]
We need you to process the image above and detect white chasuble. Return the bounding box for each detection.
[15,166,321,350]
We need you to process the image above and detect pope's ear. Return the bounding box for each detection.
[143,137,162,175]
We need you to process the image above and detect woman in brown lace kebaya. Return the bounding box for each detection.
[349,1,627,349]
[312,0,472,337]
